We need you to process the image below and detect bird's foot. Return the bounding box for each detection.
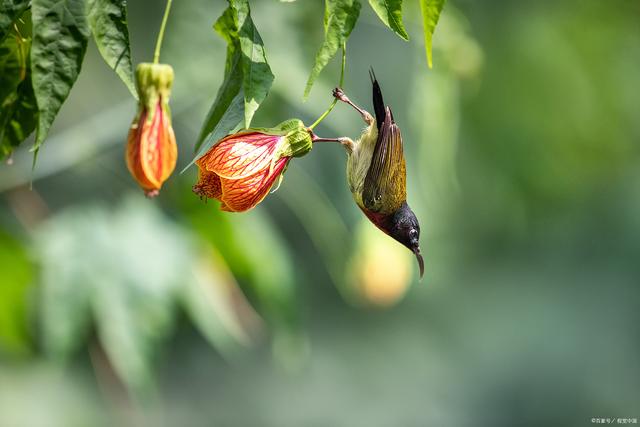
[332,87,349,103]
[338,137,355,152]
[333,87,373,126]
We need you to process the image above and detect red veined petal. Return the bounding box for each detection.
[139,100,177,188]
[126,108,158,190]
[220,157,289,212]
[198,132,283,180]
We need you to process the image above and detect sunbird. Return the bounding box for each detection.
[329,72,424,278]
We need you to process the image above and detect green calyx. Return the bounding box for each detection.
[280,125,313,158]
[248,119,313,159]
[135,63,174,114]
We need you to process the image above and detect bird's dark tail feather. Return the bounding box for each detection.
[369,67,386,131]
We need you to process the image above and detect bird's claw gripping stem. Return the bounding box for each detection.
[332,87,349,103]
[333,87,374,126]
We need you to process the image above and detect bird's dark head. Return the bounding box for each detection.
[389,202,423,278]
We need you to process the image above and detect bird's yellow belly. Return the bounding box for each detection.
[346,126,378,208]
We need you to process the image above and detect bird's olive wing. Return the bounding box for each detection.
[362,108,407,214]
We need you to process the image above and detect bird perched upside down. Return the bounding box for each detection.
[329,72,424,278]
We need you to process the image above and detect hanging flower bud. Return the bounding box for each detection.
[126,63,177,197]
[193,119,313,212]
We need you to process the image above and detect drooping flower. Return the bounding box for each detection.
[193,119,313,212]
[126,63,177,197]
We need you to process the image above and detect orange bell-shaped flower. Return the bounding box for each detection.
[126,63,177,197]
[194,119,313,212]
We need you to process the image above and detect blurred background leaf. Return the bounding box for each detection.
[34,196,260,398]
[0,231,33,356]
[180,193,304,367]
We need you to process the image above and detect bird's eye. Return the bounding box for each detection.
[409,229,418,238]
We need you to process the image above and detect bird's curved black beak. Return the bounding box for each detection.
[412,246,424,279]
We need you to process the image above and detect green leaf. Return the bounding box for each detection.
[0,35,37,159]
[0,0,30,43]
[195,57,242,154]
[186,88,244,172]
[368,0,408,40]
[0,230,34,356]
[215,5,240,74]
[419,0,446,68]
[0,34,27,107]
[194,6,242,153]
[86,0,137,98]
[304,0,361,99]
[31,0,89,152]
[0,70,38,158]
[189,1,273,169]
[232,0,275,128]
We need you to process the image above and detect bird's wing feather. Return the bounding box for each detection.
[362,107,406,214]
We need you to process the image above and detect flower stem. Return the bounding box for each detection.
[309,41,346,130]
[153,0,173,64]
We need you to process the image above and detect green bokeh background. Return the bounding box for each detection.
[1,1,639,425]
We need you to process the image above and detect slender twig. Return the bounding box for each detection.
[153,0,173,64]
[309,41,347,130]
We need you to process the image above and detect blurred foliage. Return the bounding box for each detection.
[179,189,306,359]
[0,230,33,356]
[34,196,260,397]
[0,0,639,425]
